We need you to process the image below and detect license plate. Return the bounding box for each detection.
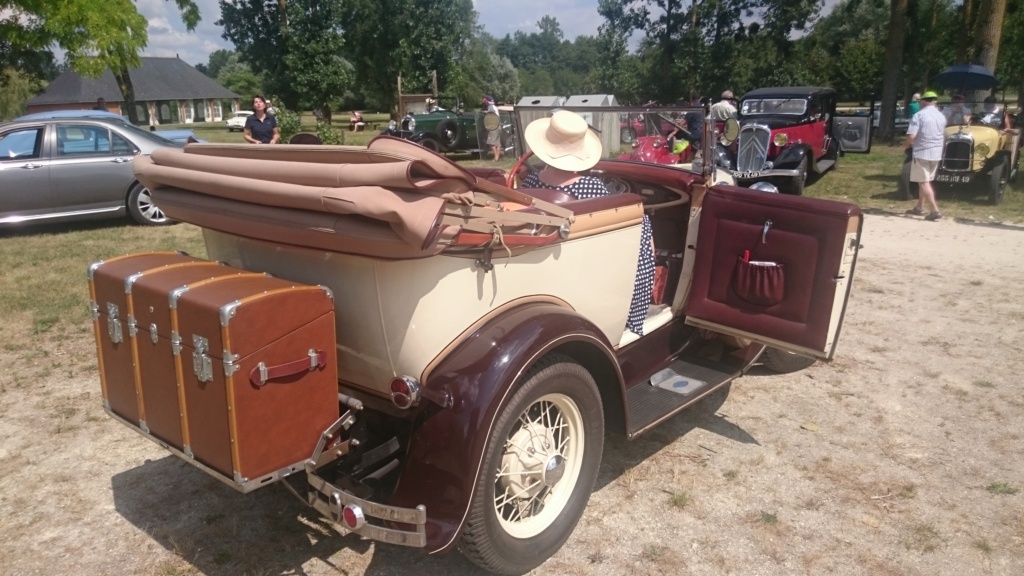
[936,174,971,183]
[735,171,761,179]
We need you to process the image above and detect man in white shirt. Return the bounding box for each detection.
[710,90,738,121]
[903,91,946,221]
[482,96,501,161]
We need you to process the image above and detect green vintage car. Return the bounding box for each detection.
[381,98,514,155]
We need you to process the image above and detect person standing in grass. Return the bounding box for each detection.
[903,91,946,221]
[243,95,279,144]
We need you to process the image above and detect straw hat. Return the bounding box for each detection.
[524,110,603,172]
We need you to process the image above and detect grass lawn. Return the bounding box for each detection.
[805,144,1024,224]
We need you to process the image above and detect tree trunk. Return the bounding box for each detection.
[114,66,140,125]
[880,0,909,141]
[956,0,977,64]
[973,0,1006,69]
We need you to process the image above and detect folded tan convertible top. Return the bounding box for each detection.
[134,137,575,259]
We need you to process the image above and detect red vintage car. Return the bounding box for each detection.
[89,105,863,575]
[714,87,870,194]
[618,110,699,164]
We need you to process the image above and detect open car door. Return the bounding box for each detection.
[684,186,861,360]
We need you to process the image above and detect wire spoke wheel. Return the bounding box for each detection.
[493,393,584,539]
[459,354,603,575]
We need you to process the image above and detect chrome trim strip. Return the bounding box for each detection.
[0,205,123,225]
[306,473,427,547]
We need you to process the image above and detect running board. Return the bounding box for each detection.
[816,159,836,173]
[624,356,738,438]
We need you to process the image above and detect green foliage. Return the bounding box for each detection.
[0,68,46,121]
[216,53,264,98]
[281,0,352,116]
[270,99,302,143]
[315,121,342,145]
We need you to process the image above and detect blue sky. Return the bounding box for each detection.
[134,0,608,67]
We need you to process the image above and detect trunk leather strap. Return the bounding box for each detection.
[250,349,325,387]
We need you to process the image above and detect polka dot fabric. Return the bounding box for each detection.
[521,173,655,335]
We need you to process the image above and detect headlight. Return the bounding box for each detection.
[407,117,416,131]
[388,120,396,131]
[714,146,731,168]
[773,133,788,147]
[975,143,991,157]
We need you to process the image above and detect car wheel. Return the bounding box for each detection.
[458,354,603,575]
[898,160,918,200]
[438,119,461,149]
[784,157,807,195]
[127,182,172,226]
[760,347,816,373]
[989,156,1008,205]
[417,138,441,153]
[621,127,637,144]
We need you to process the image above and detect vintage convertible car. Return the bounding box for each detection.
[381,97,515,156]
[88,107,862,575]
[898,65,1021,205]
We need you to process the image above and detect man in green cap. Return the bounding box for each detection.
[902,90,946,221]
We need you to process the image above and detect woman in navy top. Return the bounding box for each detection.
[243,95,280,144]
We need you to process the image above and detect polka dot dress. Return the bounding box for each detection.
[521,173,655,335]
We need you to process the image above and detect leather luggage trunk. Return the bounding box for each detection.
[88,252,203,426]
[172,274,339,488]
[130,263,263,449]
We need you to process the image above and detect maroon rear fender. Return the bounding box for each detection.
[386,302,621,553]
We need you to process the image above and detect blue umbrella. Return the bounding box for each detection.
[931,64,999,92]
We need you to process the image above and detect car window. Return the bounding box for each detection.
[57,124,113,156]
[741,98,808,116]
[0,127,43,160]
[111,132,136,155]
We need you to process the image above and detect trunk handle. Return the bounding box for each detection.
[250,349,325,387]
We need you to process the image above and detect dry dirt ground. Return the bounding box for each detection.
[1,212,1023,576]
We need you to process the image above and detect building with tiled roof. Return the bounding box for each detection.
[25,56,242,125]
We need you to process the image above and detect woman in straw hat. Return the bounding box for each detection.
[521,110,655,336]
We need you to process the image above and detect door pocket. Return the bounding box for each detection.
[732,258,784,307]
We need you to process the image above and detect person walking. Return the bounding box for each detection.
[903,91,946,221]
[482,96,501,161]
[243,95,280,145]
[710,90,738,120]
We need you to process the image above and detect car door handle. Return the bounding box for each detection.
[21,163,42,170]
[111,157,130,164]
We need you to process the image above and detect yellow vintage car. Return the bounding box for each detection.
[899,65,1022,205]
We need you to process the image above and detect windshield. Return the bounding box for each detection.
[740,98,807,116]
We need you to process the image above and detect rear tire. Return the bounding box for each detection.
[761,347,816,374]
[127,182,172,226]
[458,354,603,575]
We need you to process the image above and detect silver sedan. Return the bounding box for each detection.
[0,117,184,228]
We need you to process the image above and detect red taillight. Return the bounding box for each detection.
[342,504,365,530]
[389,376,420,409]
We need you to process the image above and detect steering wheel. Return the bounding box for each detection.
[506,150,535,189]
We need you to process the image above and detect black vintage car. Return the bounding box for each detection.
[714,87,871,194]
[381,98,515,156]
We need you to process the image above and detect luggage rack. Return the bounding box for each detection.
[281,398,429,548]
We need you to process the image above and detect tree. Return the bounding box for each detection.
[339,0,476,114]
[197,49,236,79]
[216,53,264,98]
[281,0,352,123]
[879,0,908,141]
[1,0,201,123]
[0,68,46,120]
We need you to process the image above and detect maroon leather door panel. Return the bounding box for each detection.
[684,185,861,356]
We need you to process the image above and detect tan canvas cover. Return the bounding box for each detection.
[134,136,597,259]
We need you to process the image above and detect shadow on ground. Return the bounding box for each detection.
[111,395,757,575]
